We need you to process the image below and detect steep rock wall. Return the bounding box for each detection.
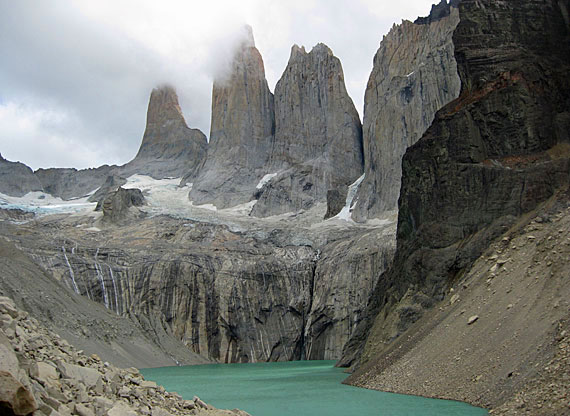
[8,214,395,364]
[251,44,363,217]
[189,28,275,209]
[341,0,570,369]
[353,2,461,221]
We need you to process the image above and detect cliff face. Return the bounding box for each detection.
[189,28,275,209]
[122,85,208,180]
[2,210,395,364]
[341,0,570,371]
[352,3,461,221]
[251,44,363,217]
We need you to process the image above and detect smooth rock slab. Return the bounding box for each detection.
[56,362,101,388]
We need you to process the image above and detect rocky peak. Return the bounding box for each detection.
[122,85,207,180]
[189,27,275,208]
[251,42,363,217]
[138,85,187,143]
[351,5,461,221]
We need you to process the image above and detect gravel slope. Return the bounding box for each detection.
[345,194,570,413]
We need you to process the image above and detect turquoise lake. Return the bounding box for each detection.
[141,360,488,416]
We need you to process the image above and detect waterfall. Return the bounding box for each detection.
[94,249,109,309]
[335,174,365,221]
[61,245,80,294]
[108,264,120,314]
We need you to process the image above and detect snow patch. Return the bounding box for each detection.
[0,191,96,215]
[190,202,217,211]
[256,173,278,189]
[334,174,365,222]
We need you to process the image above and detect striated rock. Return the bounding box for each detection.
[304,227,395,359]
[251,44,363,217]
[0,154,44,197]
[122,85,208,180]
[96,187,145,223]
[0,237,208,369]
[341,0,570,369]
[352,3,460,221]
[5,206,396,363]
[189,26,275,208]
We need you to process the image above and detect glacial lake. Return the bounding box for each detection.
[141,360,488,416]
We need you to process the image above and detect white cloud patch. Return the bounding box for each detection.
[0,0,439,170]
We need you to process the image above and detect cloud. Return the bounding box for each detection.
[0,0,439,170]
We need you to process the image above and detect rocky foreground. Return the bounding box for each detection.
[0,296,250,416]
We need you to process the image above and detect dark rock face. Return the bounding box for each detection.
[122,85,207,180]
[0,154,43,197]
[352,5,461,221]
[414,0,460,25]
[340,0,570,369]
[189,28,275,208]
[251,44,363,217]
[96,187,146,223]
[324,189,347,219]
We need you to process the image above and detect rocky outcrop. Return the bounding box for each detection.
[122,85,208,180]
[34,165,115,200]
[189,27,275,208]
[0,154,44,197]
[341,0,570,370]
[0,296,249,416]
[352,2,461,221]
[96,187,146,223]
[251,44,363,217]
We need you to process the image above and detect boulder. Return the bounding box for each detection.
[56,362,101,388]
[0,370,37,416]
[97,187,146,223]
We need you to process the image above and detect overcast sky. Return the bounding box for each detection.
[0,0,438,170]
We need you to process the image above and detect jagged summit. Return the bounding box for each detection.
[251,41,363,217]
[290,43,333,59]
[414,0,460,25]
